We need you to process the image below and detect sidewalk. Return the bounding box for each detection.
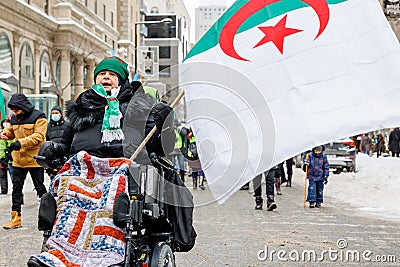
[0,170,399,266]
[0,174,51,267]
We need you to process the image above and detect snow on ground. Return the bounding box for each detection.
[325,153,400,222]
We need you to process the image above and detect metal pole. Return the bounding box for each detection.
[304,154,309,209]
[134,23,138,75]
[133,19,172,76]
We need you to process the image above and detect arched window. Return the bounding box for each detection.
[150,7,159,13]
[40,50,55,94]
[20,42,34,93]
[0,33,12,74]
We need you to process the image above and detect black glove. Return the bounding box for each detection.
[8,141,21,151]
[302,164,308,172]
[150,102,173,131]
[4,147,13,162]
[35,141,63,169]
[324,177,328,185]
[0,158,8,168]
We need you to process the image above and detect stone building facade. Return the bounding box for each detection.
[0,0,141,106]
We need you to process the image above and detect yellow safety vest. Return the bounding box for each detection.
[187,135,196,158]
[143,86,160,102]
[174,126,183,149]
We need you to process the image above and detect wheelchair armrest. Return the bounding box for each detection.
[143,203,160,219]
[149,153,174,171]
[113,193,130,228]
[38,193,57,231]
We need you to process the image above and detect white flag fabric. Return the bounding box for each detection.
[180,0,400,203]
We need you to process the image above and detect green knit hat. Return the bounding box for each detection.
[94,57,129,81]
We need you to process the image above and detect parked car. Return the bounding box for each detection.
[324,138,356,174]
[298,138,356,174]
[294,154,303,168]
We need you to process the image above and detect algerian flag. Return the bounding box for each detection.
[180,0,400,203]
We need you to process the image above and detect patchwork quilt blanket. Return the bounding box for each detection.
[31,151,131,267]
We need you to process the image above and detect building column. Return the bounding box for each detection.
[86,59,95,88]
[74,55,84,97]
[60,49,71,106]
[12,31,21,93]
[34,40,41,94]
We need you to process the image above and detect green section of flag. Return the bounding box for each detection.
[0,87,5,120]
[185,0,347,61]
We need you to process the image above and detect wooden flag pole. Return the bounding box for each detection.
[303,154,309,209]
[129,90,185,161]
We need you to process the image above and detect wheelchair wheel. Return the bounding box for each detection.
[150,242,175,267]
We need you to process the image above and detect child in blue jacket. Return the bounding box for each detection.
[304,145,329,208]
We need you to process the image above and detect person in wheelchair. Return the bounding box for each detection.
[27,57,190,267]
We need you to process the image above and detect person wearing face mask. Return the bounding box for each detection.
[303,145,329,208]
[0,93,48,229]
[46,106,70,143]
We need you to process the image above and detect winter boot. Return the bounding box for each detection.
[309,202,315,208]
[3,211,22,229]
[266,195,277,211]
[286,175,292,187]
[275,178,282,195]
[255,196,263,210]
[199,176,206,190]
[180,170,185,184]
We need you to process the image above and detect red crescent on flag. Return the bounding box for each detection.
[302,0,330,39]
[220,0,280,62]
[220,0,330,61]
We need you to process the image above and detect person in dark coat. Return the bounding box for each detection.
[389,128,400,157]
[186,128,206,190]
[253,165,281,211]
[45,56,175,163]
[375,133,385,158]
[27,57,177,267]
[46,106,70,143]
[0,119,13,194]
[360,133,372,156]
[304,145,329,208]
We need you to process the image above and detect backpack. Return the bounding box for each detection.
[187,141,198,160]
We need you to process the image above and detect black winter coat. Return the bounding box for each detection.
[389,128,400,153]
[59,80,175,164]
[46,118,70,143]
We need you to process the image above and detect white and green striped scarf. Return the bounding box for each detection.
[92,84,124,143]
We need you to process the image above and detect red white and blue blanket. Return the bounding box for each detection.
[31,151,131,267]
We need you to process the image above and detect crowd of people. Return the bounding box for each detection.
[0,57,207,234]
[0,55,399,266]
[0,57,175,233]
[169,120,207,190]
[356,128,400,158]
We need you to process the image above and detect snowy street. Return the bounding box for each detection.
[1,153,399,266]
[326,153,400,222]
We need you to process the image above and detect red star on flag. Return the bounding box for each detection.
[254,14,302,54]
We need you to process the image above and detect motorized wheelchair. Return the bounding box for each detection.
[28,147,196,267]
